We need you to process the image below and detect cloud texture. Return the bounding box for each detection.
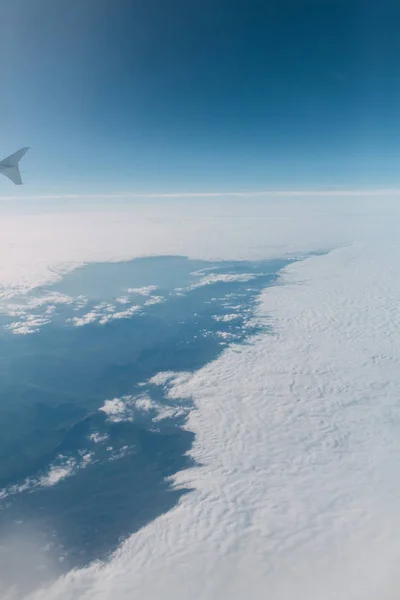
[1,194,400,599]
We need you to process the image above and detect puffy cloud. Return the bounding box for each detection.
[126,286,158,296]
[6,314,51,335]
[2,293,86,334]
[189,273,259,289]
[99,398,129,422]
[212,313,241,322]
[70,302,141,327]
[99,383,190,425]
[0,453,94,500]
[144,295,165,306]
[88,433,109,444]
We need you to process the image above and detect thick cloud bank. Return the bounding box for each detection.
[0,194,394,294]
[1,195,400,599]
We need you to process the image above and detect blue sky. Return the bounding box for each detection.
[1,0,400,194]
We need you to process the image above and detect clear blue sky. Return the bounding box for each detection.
[1,0,400,193]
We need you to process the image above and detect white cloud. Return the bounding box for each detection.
[27,292,74,310]
[189,273,259,289]
[2,292,87,334]
[0,193,390,293]
[4,187,400,202]
[39,452,93,487]
[133,391,188,422]
[70,302,141,327]
[1,291,75,315]
[39,458,77,487]
[149,371,193,392]
[212,313,241,322]
[98,305,141,324]
[116,292,163,306]
[6,314,51,335]
[70,312,99,327]
[133,395,154,412]
[24,240,400,600]
[3,194,400,599]
[215,330,239,340]
[0,453,94,501]
[88,433,109,444]
[99,398,130,422]
[99,387,190,425]
[0,478,34,501]
[126,286,157,296]
[144,295,165,306]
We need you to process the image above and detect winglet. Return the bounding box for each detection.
[0,147,30,185]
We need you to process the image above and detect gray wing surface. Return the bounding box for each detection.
[0,147,30,185]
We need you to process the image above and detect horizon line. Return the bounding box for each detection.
[2,188,400,200]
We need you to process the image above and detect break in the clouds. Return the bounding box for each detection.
[0,257,265,335]
[25,238,400,600]
[1,194,400,600]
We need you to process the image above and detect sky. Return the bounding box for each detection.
[1,0,400,194]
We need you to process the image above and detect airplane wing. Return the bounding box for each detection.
[0,166,23,185]
[0,147,30,185]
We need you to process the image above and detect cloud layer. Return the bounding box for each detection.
[25,241,400,600]
[3,188,400,201]
[1,194,400,599]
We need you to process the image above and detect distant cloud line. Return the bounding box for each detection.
[2,188,400,200]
